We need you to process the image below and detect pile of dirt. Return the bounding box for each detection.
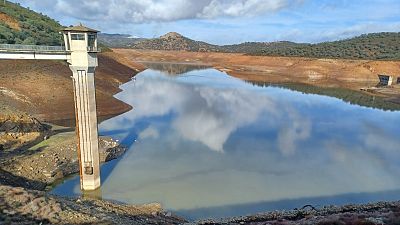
[0,109,49,150]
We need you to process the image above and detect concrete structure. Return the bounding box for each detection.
[378,75,394,86]
[0,44,69,60]
[62,25,101,191]
[0,25,101,191]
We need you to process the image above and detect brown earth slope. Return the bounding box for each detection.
[0,51,145,123]
[115,49,400,92]
[0,11,21,31]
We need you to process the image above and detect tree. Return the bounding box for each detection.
[22,36,35,45]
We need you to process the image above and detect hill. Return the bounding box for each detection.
[131,32,223,52]
[249,32,400,60]
[0,1,62,45]
[220,41,300,54]
[98,33,145,48]
[129,32,400,60]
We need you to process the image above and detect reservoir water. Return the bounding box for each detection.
[52,63,400,220]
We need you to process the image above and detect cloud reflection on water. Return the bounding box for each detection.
[64,66,400,218]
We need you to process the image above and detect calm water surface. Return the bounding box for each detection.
[52,64,400,220]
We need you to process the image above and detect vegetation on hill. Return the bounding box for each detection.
[131,32,223,52]
[0,1,63,45]
[221,41,299,54]
[249,33,400,60]
[129,31,400,60]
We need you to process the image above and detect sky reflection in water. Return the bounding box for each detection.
[52,66,400,220]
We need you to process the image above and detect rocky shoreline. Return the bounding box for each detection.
[0,184,185,224]
[0,112,187,224]
[0,109,125,190]
[194,201,400,225]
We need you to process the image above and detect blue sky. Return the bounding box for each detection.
[11,0,400,45]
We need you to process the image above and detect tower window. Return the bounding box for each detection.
[71,33,85,40]
[88,34,96,47]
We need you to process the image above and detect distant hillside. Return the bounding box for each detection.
[131,32,223,52]
[0,1,62,45]
[98,33,145,48]
[129,32,400,60]
[222,41,303,54]
[249,33,400,60]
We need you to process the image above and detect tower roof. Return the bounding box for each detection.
[62,24,99,33]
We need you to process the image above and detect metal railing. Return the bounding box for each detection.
[0,44,66,52]
[87,46,100,52]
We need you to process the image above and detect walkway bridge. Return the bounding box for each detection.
[0,25,103,191]
[0,44,71,60]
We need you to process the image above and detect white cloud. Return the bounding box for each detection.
[172,86,277,152]
[101,72,277,152]
[277,107,311,156]
[200,0,289,18]
[100,69,311,153]
[138,126,160,140]
[17,0,300,23]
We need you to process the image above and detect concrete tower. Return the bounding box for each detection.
[62,25,100,190]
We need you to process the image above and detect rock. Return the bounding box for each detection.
[366,217,384,225]
[43,170,56,178]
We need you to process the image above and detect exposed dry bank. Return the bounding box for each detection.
[0,51,145,123]
[115,49,400,102]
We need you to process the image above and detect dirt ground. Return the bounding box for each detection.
[0,51,145,124]
[115,49,400,99]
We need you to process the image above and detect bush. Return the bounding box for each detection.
[0,2,63,46]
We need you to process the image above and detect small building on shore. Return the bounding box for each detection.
[378,74,400,86]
